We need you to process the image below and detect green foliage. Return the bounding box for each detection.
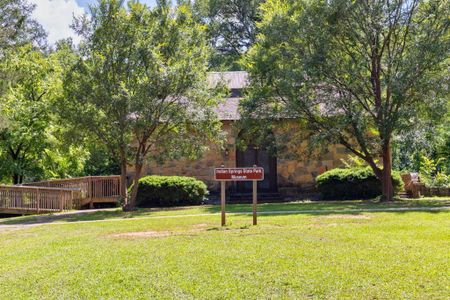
[0,0,47,111]
[419,155,439,181]
[39,136,89,180]
[242,0,449,200]
[0,40,113,183]
[434,172,449,188]
[340,155,379,169]
[0,0,46,50]
[393,106,450,173]
[83,145,120,176]
[316,167,403,200]
[134,175,208,207]
[194,0,264,70]
[63,0,224,206]
[0,45,57,183]
[419,155,449,187]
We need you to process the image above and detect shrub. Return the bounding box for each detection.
[419,155,449,187]
[133,175,208,207]
[433,172,450,188]
[316,167,403,200]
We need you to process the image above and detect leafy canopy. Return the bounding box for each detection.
[194,0,265,70]
[0,45,87,183]
[242,0,449,200]
[63,0,224,206]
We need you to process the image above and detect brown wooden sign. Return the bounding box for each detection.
[214,166,264,226]
[214,167,264,181]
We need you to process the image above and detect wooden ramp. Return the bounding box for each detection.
[0,176,122,215]
[0,185,79,215]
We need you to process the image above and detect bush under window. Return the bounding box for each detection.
[316,167,403,200]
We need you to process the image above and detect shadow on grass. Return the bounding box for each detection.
[205,199,450,213]
[0,207,194,225]
[245,208,447,219]
[203,199,450,220]
[0,198,448,226]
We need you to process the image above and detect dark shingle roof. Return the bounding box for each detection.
[208,71,248,90]
[208,71,248,120]
[215,97,241,120]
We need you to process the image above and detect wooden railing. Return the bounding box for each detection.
[0,176,122,214]
[0,185,79,213]
[23,176,122,208]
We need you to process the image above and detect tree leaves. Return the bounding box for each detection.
[62,0,224,206]
[242,0,449,199]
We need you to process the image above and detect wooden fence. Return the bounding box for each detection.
[23,176,122,208]
[0,185,79,214]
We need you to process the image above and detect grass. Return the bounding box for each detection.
[1,197,449,225]
[0,199,449,299]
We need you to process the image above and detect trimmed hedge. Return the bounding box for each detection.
[316,167,403,200]
[134,175,208,207]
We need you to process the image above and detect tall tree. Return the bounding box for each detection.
[0,0,46,129]
[62,0,223,208]
[0,45,60,183]
[242,0,449,201]
[194,0,264,70]
[0,0,46,49]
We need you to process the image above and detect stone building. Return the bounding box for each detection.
[144,71,350,199]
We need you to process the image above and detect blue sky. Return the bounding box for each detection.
[30,0,157,45]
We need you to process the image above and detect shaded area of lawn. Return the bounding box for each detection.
[0,205,448,299]
[207,198,450,213]
[1,197,448,226]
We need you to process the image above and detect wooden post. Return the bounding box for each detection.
[221,181,226,226]
[36,188,40,214]
[59,189,63,212]
[252,180,257,225]
[89,176,94,209]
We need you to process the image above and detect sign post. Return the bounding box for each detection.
[214,166,264,226]
[252,180,257,225]
[221,181,226,226]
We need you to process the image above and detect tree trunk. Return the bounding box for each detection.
[120,159,128,206]
[12,173,19,185]
[119,149,128,207]
[380,142,394,202]
[129,162,143,209]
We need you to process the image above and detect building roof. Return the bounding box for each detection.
[208,71,248,120]
[208,71,249,90]
[215,97,241,120]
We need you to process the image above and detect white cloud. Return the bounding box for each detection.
[30,0,85,45]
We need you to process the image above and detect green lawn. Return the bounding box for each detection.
[0,199,449,299]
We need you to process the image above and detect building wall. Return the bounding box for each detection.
[143,120,350,196]
[144,121,237,191]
